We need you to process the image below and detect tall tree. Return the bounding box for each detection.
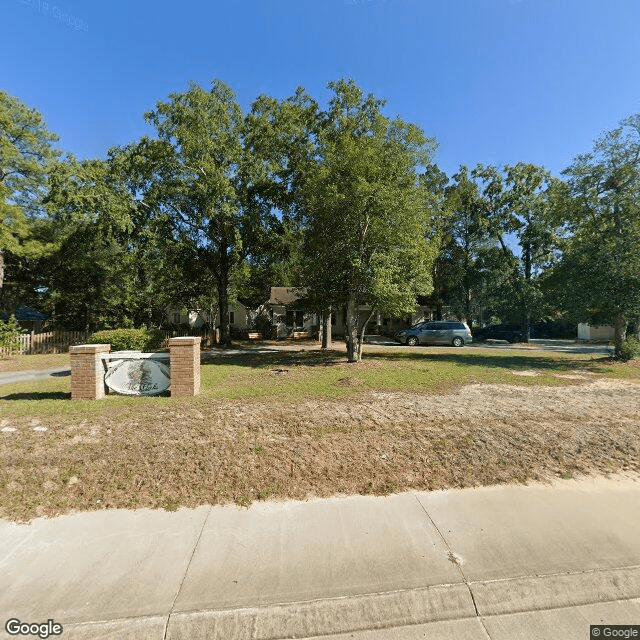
[141,80,249,346]
[297,79,439,362]
[557,114,640,356]
[438,165,498,326]
[40,155,161,330]
[0,91,60,309]
[472,163,560,340]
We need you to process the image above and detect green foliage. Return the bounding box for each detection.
[618,336,640,361]
[0,91,60,303]
[88,327,165,352]
[554,112,640,356]
[0,316,23,353]
[279,79,440,360]
[470,163,561,336]
[253,313,273,334]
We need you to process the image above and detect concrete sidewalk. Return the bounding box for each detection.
[1,475,639,639]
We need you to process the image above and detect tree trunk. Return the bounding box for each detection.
[322,307,332,349]
[217,281,230,347]
[357,309,376,360]
[635,316,640,342]
[523,309,531,343]
[614,311,627,358]
[345,295,359,362]
[216,240,231,346]
[0,249,4,312]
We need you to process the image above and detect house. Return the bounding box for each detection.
[330,306,438,337]
[166,302,250,333]
[1,305,49,333]
[264,288,319,338]
[263,287,440,338]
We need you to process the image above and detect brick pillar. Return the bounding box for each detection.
[70,344,110,400]
[169,337,201,397]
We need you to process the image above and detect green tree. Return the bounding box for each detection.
[438,165,500,326]
[138,80,269,346]
[556,114,640,356]
[39,153,180,330]
[0,91,60,308]
[297,80,439,362]
[472,163,560,340]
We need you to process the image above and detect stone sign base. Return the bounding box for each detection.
[70,337,201,400]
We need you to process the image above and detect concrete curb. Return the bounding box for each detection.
[167,583,474,639]
[470,565,640,616]
[53,567,640,640]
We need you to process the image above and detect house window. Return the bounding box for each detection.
[229,311,235,325]
[285,310,294,326]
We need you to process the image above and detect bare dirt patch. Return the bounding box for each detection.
[1,378,639,521]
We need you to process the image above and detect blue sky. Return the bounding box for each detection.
[4,0,640,178]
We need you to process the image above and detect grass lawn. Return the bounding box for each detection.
[1,345,639,521]
[0,352,69,372]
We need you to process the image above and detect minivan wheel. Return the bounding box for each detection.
[407,336,418,347]
[452,337,464,347]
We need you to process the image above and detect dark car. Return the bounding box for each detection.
[395,320,472,347]
[472,324,525,343]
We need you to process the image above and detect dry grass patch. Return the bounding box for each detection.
[1,347,639,521]
[2,372,639,521]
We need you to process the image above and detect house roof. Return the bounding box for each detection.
[2,305,49,322]
[268,287,308,306]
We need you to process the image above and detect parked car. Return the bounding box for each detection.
[395,321,472,347]
[472,324,525,343]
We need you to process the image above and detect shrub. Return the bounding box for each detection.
[0,316,23,355]
[618,336,640,361]
[88,327,165,352]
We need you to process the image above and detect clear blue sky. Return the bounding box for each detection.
[4,0,640,178]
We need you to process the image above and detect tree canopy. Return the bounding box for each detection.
[0,91,60,308]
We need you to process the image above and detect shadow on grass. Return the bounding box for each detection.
[369,350,614,373]
[0,391,71,401]
[200,345,615,374]
[201,349,347,369]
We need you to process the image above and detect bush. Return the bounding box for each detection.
[0,316,23,355]
[618,336,640,362]
[88,327,165,352]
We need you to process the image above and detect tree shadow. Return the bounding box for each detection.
[369,350,614,373]
[0,391,71,401]
[200,345,618,374]
[201,349,348,369]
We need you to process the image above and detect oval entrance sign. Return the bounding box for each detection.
[105,359,170,396]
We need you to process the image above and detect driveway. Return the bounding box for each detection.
[0,367,71,386]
